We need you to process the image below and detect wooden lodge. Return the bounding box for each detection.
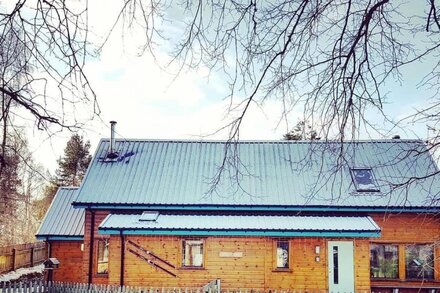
[37,138,440,292]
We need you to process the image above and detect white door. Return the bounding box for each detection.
[328,241,355,293]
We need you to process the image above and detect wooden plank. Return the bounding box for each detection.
[127,240,176,269]
[126,248,177,278]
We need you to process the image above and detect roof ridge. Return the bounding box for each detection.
[59,186,79,190]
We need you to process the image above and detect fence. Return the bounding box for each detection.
[0,281,216,293]
[3,282,440,293]
[0,242,46,274]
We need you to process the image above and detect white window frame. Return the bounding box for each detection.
[350,168,380,192]
[182,239,204,268]
[275,240,290,269]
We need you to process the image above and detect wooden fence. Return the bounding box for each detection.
[2,281,440,293]
[0,242,46,274]
[0,281,214,293]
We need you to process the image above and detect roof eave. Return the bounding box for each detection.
[98,228,380,238]
[36,235,84,241]
[72,202,440,213]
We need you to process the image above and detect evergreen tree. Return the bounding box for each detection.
[0,133,44,245]
[283,121,320,141]
[34,134,92,222]
[0,146,21,245]
[55,134,92,186]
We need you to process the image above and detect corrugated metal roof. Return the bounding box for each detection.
[74,139,440,209]
[98,213,380,237]
[36,187,84,240]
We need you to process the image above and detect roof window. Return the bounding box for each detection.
[139,211,159,222]
[350,168,379,192]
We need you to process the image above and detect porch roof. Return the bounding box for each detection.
[98,213,381,237]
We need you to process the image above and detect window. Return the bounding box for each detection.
[405,244,434,280]
[139,211,159,221]
[370,244,398,279]
[351,168,379,192]
[97,239,109,275]
[182,240,204,267]
[276,240,289,269]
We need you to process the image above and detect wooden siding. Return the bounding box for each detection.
[370,213,440,288]
[50,241,83,282]
[107,235,372,291]
[75,210,439,290]
[82,210,110,284]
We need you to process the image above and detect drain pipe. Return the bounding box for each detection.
[46,237,52,258]
[120,231,125,286]
[88,209,95,284]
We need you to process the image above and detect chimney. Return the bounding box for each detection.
[107,121,118,159]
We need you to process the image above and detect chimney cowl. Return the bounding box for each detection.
[107,121,118,159]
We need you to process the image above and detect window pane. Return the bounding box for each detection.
[406,244,434,279]
[351,168,379,191]
[370,244,398,279]
[183,240,203,267]
[97,239,109,274]
[333,246,339,284]
[276,241,289,268]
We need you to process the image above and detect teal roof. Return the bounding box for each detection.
[73,139,440,210]
[99,213,381,237]
[36,187,84,240]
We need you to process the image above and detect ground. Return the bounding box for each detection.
[0,264,44,284]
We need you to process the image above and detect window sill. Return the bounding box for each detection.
[370,278,401,281]
[179,266,205,270]
[95,274,109,278]
[272,268,292,273]
[404,278,436,282]
[371,279,440,285]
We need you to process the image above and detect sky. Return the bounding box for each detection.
[5,1,437,172]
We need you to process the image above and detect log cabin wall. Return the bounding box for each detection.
[107,235,372,290]
[82,210,110,284]
[369,213,440,288]
[84,211,439,290]
[50,241,84,282]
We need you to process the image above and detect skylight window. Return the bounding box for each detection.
[350,168,379,192]
[139,211,159,222]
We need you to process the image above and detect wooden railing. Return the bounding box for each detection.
[0,242,46,274]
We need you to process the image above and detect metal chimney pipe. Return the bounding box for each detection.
[109,121,117,155]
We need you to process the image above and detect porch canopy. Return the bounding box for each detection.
[98,213,380,237]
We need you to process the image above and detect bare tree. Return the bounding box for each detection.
[2,1,440,196]
[0,1,98,176]
[105,0,440,196]
[105,1,440,139]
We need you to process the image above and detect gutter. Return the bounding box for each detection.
[99,228,381,238]
[36,235,84,241]
[72,203,440,213]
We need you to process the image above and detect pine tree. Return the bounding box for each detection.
[55,134,92,186]
[34,134,92,222]
[0,146,21,245]
[283,121,320,141]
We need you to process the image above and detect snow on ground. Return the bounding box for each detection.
[0,264,44,282]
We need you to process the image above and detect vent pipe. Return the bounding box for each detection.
[107,121,118,159]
